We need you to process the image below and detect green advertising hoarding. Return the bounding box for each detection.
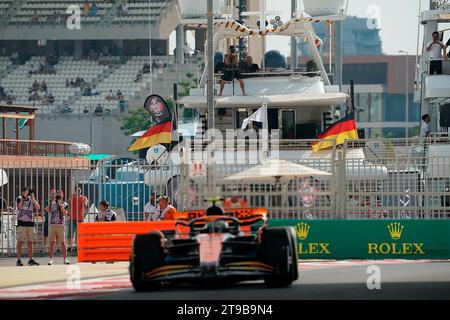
[267,220,450,260]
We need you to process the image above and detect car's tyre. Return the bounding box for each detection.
[285,226,299,281]
[260,227,297,287]
[130,232,164,292]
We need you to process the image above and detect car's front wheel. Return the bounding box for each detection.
[260,227,297,288]
[130,232,164,292]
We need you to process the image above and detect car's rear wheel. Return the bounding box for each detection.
[261,227,297,287]
[130,232,164,292]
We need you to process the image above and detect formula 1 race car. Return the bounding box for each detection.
[129,200,298,291]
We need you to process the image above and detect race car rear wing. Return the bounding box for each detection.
[174,208,268,225]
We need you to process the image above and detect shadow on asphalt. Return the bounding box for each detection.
[92,281,450,300]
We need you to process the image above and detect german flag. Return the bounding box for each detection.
[128,121,172,151]
[312,113,359,152]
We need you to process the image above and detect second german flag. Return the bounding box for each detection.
[312,113,359,152]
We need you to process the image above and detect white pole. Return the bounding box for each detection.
[414,0,422,91]
[148,0,153,94]
[329,21,333,73]
[260,0,266,72]
[406,53,409,137]
[400,50,409,137]
[207,0,215,132]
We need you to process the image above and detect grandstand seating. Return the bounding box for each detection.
[10,0,113,24]
[0,56,12,74]
[5,0,174,25]
[71,56,152,112]
[114,1,170,23]
[0,0,13,16]
[0,56,111,112]
[0,55,183,114]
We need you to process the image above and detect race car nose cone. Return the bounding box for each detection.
[200,263,218,275]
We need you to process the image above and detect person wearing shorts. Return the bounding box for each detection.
[46,195,70,265]
[42,189,57,252]
[217,45,247,96]
[67,186,88,251]
[16,187,41,266]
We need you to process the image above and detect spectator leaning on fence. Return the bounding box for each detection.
[16,187,41,266]
[46,195,70,265]
[68,186,88,251]
[95,201,117,222]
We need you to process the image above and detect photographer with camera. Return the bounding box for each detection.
[46,194,70,265]
[16,187,41,266]
[217,45,247,96]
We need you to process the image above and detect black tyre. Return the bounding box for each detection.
[130,232,164,292]
[285,226,299,281]
[260,227,297,287]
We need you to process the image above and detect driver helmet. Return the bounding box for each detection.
[214,220,229,233]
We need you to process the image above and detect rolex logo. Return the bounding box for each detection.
[387,222,404,240]
[295,222,310,240]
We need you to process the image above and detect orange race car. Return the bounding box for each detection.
[129,199,298,291]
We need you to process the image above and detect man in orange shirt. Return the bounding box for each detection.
[224,195,248,209]
[67,186,88,251]
[156,196,176,220]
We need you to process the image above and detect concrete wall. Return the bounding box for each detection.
[38,115,134,157]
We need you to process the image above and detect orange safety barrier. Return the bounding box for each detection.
[77,208,268,263]
[77,221,177,262]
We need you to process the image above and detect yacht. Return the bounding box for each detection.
[414,0,450,132]
[178,0,351,146]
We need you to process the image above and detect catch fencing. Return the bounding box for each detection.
[1,136,450,255]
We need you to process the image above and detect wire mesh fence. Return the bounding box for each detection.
[0,158,179,255]
[1,136,450,254]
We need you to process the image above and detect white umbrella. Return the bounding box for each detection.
[223,159,331,182]
[0,169,8,186]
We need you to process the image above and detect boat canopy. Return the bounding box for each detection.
[179,92,349,109]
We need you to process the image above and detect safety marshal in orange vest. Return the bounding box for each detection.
[156,195,177,220]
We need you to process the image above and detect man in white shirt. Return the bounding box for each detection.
[420,114,431,138]
[91,85,99,96]
[426,31,445,75]
[144,198,157,221]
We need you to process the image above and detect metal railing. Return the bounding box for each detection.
[0,158,180,255]
[0,139,76,157]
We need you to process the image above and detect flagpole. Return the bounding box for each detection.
[206,0,215,133]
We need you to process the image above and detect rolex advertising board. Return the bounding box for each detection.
[267,220,450,260]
